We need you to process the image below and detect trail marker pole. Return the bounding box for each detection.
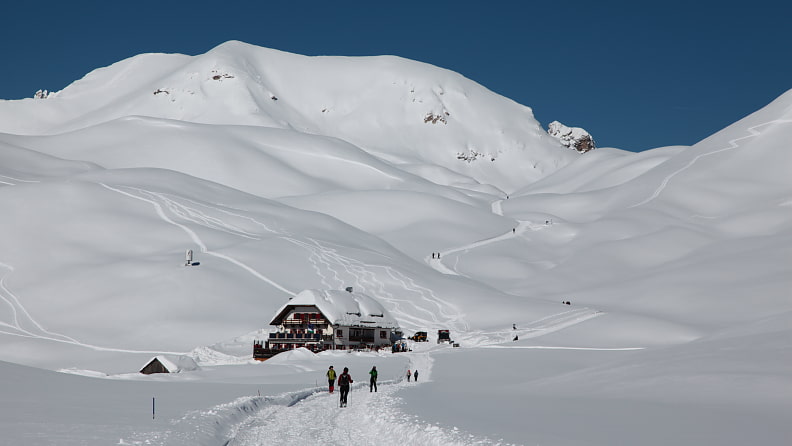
[152,397,155,420]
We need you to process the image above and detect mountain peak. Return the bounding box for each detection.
[0,41,579,190]
[547,120,596,153]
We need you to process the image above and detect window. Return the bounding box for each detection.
[380,331,387,339]
[336,329,343,338]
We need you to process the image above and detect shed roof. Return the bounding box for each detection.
[139,355,200,373]
[141,355,178,373]
[270,289,400,329]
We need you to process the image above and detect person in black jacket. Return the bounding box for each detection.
[338,367,354,407]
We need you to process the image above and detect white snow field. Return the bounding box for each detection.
[0,41,790,445]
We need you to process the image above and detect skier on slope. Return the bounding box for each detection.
[338,367,353,407]
[407,369,412,382]
[369,366,378,392]
[413,369,419,381]
[326,366,336,394]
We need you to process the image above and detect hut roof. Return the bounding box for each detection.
[269,289,399,329]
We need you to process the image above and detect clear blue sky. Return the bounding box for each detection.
[2,1,789,151]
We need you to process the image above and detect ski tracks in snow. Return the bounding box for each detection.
[630,118,792,208]
[0,173,39,186]
[458,307,603,347]
[101,184,469,332]
[100,184,295,296]
[0,262,186,354]
[0,262,80,344]
[285,236,469,333]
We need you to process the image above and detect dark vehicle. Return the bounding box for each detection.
[437,329,452,344]
[410,331,428,342]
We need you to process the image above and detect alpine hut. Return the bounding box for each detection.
[254,288,401,360]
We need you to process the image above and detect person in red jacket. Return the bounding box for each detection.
[338,367,354,407]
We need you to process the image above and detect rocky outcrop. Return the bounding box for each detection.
[547,121,596,153]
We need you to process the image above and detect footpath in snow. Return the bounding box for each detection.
[123,346,509,446]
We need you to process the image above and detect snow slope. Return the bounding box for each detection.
[0,41,577,191]
[0,41,790,445]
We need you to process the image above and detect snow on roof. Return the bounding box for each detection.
[140,355,200,373]
[142,355,179,372]
[270,289,400,329]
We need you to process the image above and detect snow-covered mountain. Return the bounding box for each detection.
[0,41,790,445]
[0,40,576,192]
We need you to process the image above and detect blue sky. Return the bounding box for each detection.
[1,1,789,151]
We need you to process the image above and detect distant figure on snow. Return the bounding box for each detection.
[513,323,517,330]
[407,369,412,382]
[369,366,378,392]
[413,369,419,381]
[326,366,336,393]
[513,335,519,341]
[338,367,353,407]
[185,249,193,266]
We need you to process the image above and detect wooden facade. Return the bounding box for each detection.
[254,289,401,360]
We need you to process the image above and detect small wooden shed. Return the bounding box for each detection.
[140,356,179,375]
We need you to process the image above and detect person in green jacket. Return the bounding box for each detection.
[326,366,336,393]
[369,366,378,392]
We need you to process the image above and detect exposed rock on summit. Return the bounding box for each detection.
[547,120,596,153]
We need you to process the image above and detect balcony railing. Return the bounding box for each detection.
[268,333,322,340]
[283,318,327,325]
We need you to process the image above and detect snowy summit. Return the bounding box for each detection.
[0,41,790,445]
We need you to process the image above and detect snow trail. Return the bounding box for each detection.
[458,307,602,346]
[0,173,39,185]
[102,183,469,333]
[0,262,187,354]
[219,348,503,446]
[630,119,792,208]
[100,184,296,296]
[491,199,503,216]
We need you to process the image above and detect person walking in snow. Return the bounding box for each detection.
[326,366,336,394]
[369,366,378,392]
[407,369,411,382]
[338,367,353,407]
[413,369,419,381]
